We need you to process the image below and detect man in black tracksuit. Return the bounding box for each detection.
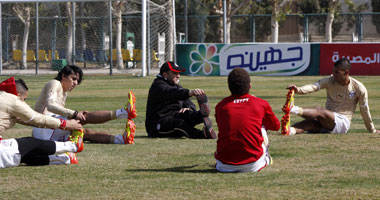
[145,61,216,139]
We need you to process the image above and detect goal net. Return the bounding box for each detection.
[1,0,172,72]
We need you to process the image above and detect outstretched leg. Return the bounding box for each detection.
[80,110,120,125]
[297,106,335,131]
[15,137,81,166]
[83,128,130,144]
[281,89,335,135]
[80,91,137,125]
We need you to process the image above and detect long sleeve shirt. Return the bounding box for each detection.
[0,91,61,135]
[215,94,280,165]
[34,79,75,117]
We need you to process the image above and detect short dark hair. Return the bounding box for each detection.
[15,79,28,95]
[334,58,351,70]
[228,68,250,95]
[55,65,83,85]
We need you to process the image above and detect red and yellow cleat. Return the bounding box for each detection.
[66,152,79,164]
[126,91,137,120]
[282,89,295,114]
[281,114,291,135]
[123,119,136,144]
[68,129,84,153]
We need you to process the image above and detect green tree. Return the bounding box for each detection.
[297,0,344,42]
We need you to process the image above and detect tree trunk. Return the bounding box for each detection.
[115,2,124,69]
[21,8,31,69]
[325,0,337,42]
[225,0,232,43]
[66,2,73,64]
[271,17,279,43]
[225,19,231,43]
[218,15,223,43]
[271,0,279,43]
[79,3,86,53]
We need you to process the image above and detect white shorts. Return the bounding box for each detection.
[32,115,71,141]
[215,133,271,173]
[215,152,270,173]
[32,127,71,141]
[0,139,21,168]
[331,113,350,134]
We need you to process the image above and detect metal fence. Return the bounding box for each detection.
[0,0,171,75]
[176,12,380,43]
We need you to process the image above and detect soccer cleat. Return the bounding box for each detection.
[203,117,217,139]
[196,94,210,117]
[66,152,78,164]
[123,119,136,144]
[281,114,291,135]
[68,129,84,153]
[126,91,137,119]
[282,89,295,114]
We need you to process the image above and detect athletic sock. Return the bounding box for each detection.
[289,127,296,136]
[290,106,303,116]
[49,154,70,165]
[116,108,128,119]
[55,141,77,154]
[113,134,124,144]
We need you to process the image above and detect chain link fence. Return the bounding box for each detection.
[1,1,171,74]
[176,13,380,43]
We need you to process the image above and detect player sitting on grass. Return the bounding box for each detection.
[0,77,83,168]
[214,68,280,173]
[281,58,380,135]
[32,65,137,146]
[145,61,216,139]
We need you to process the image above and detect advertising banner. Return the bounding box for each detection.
[320,43,380,75]
[176,43,313,76]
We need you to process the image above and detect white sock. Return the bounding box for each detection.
[49,154,70,165]
[261,127,268,147]
[55,141,77,154]
[289,127,296,136]
[290,106,303,115]
[116,108,128,119]
[114,134,125,144]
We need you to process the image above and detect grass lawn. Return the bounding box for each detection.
[1,74,380,199]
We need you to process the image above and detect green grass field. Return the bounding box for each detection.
[1,74,380,199]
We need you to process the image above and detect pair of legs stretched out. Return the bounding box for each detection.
[33,91,137,144]
[31,91,137,165]
[0,133,83,168]
[281,89,349,135]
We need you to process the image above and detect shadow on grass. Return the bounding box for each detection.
[125,165,218,173]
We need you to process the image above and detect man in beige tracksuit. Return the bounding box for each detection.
[282,58,379,135]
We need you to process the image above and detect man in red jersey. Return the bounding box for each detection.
[214,68,280,173]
